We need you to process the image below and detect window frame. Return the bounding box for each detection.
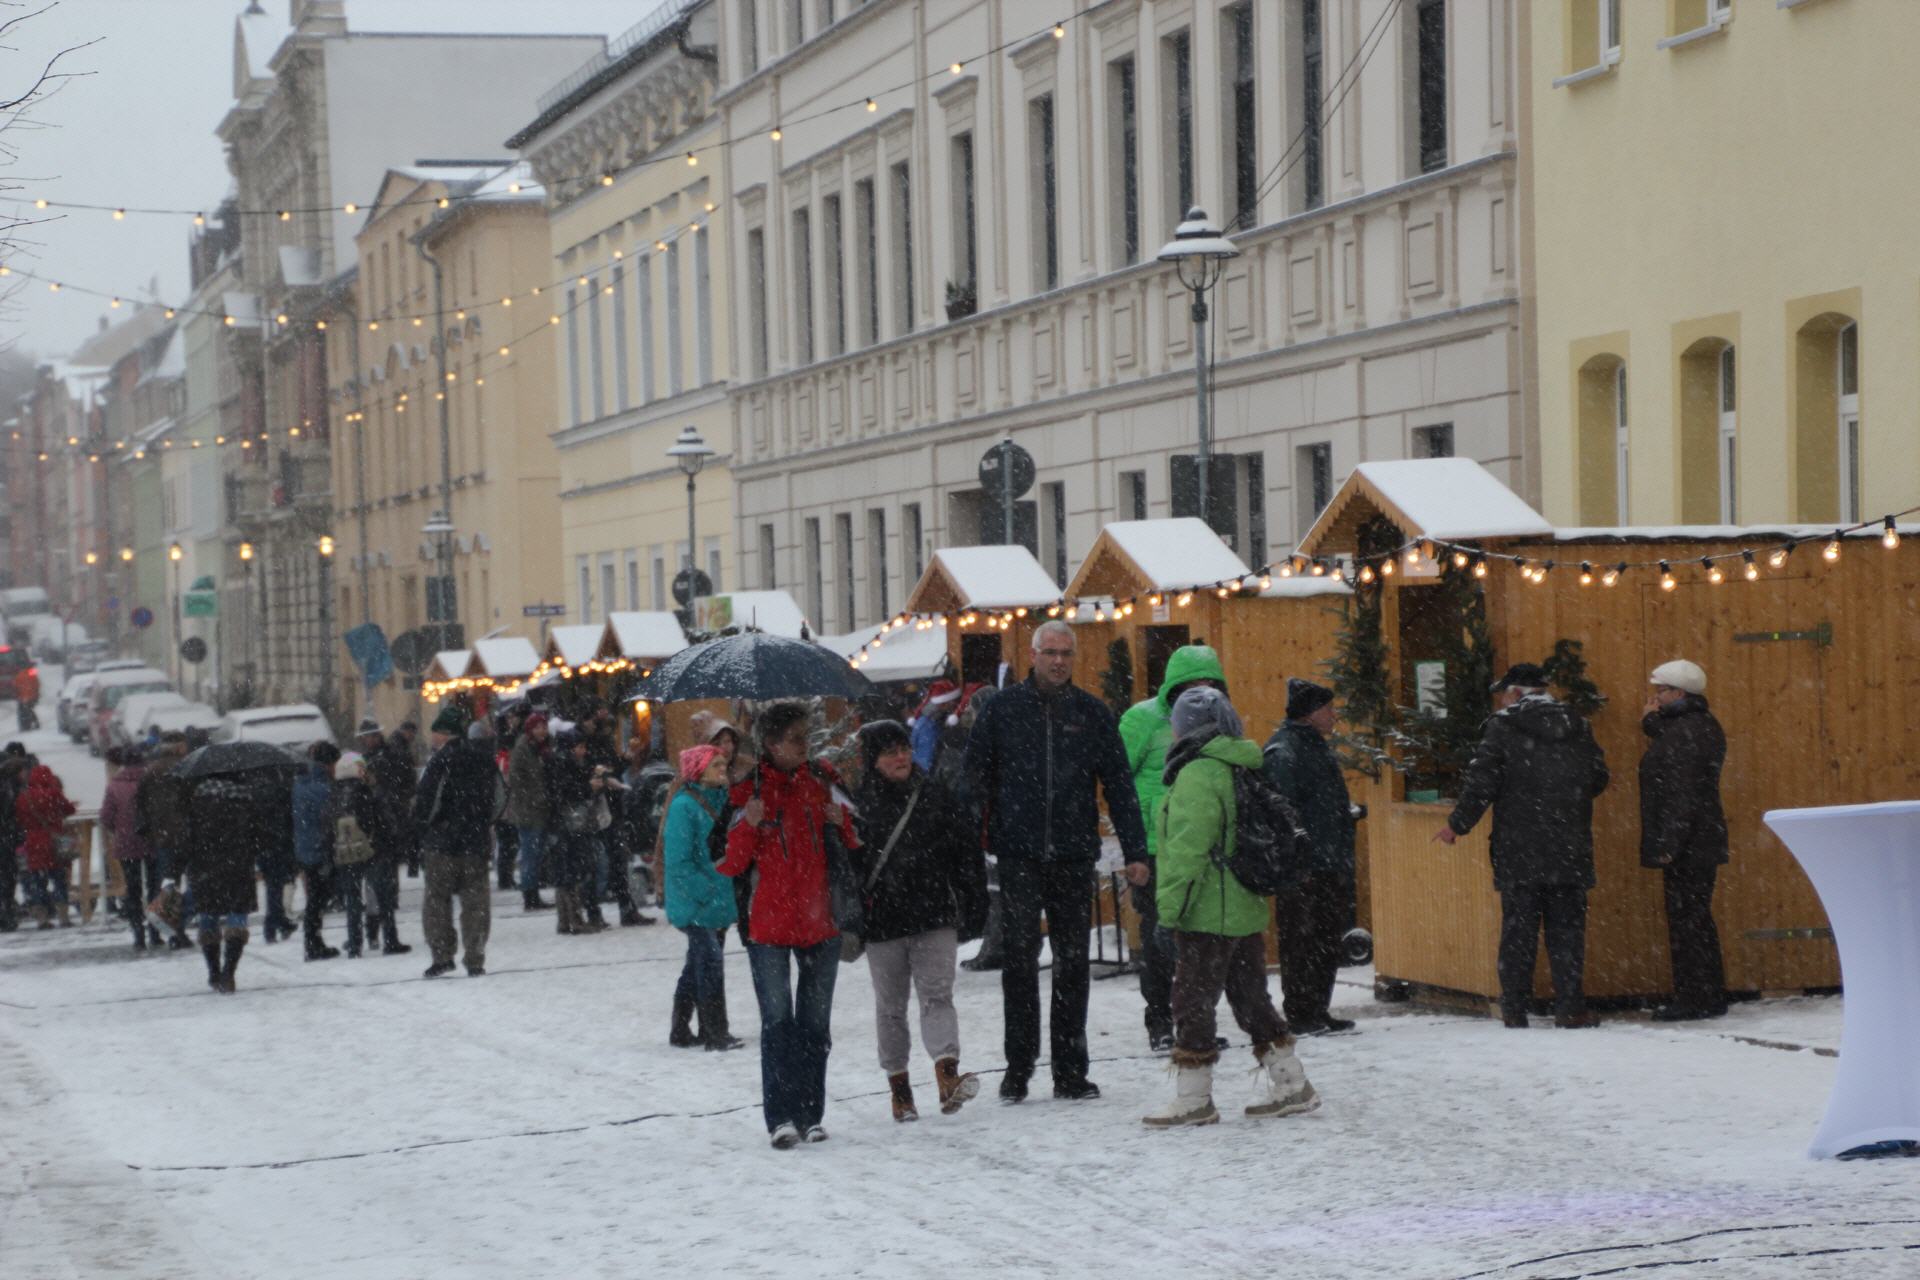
[1717,345,1738,524]
[1838,322,1861,523]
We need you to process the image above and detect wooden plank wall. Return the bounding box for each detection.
[1369,537,1920,1001]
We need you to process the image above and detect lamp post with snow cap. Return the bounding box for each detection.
[667,424,715,605]
[1157,207,1240,532]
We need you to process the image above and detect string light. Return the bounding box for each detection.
[770,127,783,141]
[866,97,878,111]
[1768,543,1792,569]
[1577,562,1594,587]
[1823,533,1842,562]
[1706,559,1725,585]
[1659,561,1677,592]
[1743,551,1760,581]
[1601,564,1622,588]
[1883,517,1901,550]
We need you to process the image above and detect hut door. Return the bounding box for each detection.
[960,633,1005,687]
[1641,575,1832,991]
[1143,625,1191,697]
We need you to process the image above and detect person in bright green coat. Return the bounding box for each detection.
[1143,687,1319,1129]
[1118,644,1226,1051]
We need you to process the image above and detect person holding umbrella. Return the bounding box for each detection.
[176,741,300,992]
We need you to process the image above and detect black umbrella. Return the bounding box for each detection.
[173,739,302,780]
[630,632,873,705]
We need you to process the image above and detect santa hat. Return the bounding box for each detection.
[950,681,989,725]
[908,679,962,728]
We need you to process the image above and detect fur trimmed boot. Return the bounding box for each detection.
[889,1072,918,1123]
[934,1057,979,1115]
[1246,1040,1319,1119]
[217,928,249,994]
[1143,1055,1219,1128]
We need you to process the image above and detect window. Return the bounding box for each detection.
[1614,363,1630,524]
[1413,423,1454,458]
[1294,0,1324,211]
[890,161,914,335]
[694,227,714,385]
[745,227,769,377]
[626,553,641,611]
[950,133,977,296]
[854,178,879,346]
[1576,353,1627,524]
[1296,442,1333,537]
[577,555,592,622]
[599,556,616,624]
[1040,481,1067,586]
[903,502,923,582]
[1225,4,1257,230]
[610,264,630,411]
[1603,0,1622,59]
[804,517,824,627]
[785,0,803,50]
[1839,321,1860,522]
[1718,345,1737,524]
[705,537,723,593]
[1108,57,1139,264]
[650,547,667,611]
[866,509,888,620]
[1028,95,1058,291]
[739,0,758,75]
[822,193,845,356]
[1121,469,1147,520]
[665,243,684,395]
[587,276,605,421]
[637,256,657,402]
[791,206,814,364]
[834,511,856,629]
[759,523,777,590]
[1565,0,1622,77]
[565,285,582,425]
[1162,31,1194,225]
[1407,0,1447,177]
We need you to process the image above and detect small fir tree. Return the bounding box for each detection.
[1542,637,1607,717]
[1100,638,1136,716]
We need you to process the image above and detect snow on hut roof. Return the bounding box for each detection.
[470,636,541,679]
[690,592,810,639]
[545,624,606,669]
[906,545,1063,613]
[1297,458,1553,558]
[1259,575,1353,600]
[1549,523,1882,544]
[427,649,472,681]
[608,611,689,660]
[1068,518,1252,600]
[820,620,950,683]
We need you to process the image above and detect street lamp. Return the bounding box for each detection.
[169,541,184,687]
[119,547,133,563]
[666,424,715,598]
[1157,207,1240,532]
[316,533,335,715]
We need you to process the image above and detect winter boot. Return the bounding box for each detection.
[889,1072,919,1122]
[218,928,249,994]
[1246,1041,1319,1119]
[199,926,223,991]
[554,889,578,935]
[381,914,411,955]
[31,904,50,930]
[1143,1059,1219,1128]
[131,920,148,951]
[583,898,610,932]
[522,889,551,912]
[669,994,698,1047]
[56,900,72,928]
[699,995,745,1051]
[934,1057,979,1114]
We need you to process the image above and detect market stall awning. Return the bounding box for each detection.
[469,636,542,682]
[689,591,810,639]
[1297,458,1553,559]
[1066,518,1251,600]
[820,619,950,682]
[607,610,689,661]
[544,624,608,670]
[905,545,1062,614]
[425,649,472,683]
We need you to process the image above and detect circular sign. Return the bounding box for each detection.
[978,439,1036,500]
[388,627,435,677]
[129,606,155,630]
[179,637,208,665]
[672,567,713,608]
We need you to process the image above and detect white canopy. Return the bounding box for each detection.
[820,620,950,683]
[470,636,542,680]
[546,624,605,669]
[607,611,688,660]
[691,591,810,639]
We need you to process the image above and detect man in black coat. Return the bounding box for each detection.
[962,619,1149,1102]
[413,705,499,977]
[1263,678,1359,1034]
[1639,659,1730,1021]
[1435,663,1610,1029]
[0,745,28,931]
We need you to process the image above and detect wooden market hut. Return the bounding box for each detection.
[1298,457,1917,1007]
[904,545,1064,686]
[543,624,606,674]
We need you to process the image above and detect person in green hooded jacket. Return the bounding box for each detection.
[1143,686,1319,1129]
[1117,644,1226,1052]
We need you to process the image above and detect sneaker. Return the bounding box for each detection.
[802,1125,829,1144]
[999,1066,1032,1104]
[1298,1017,1357,1036]
[422,961,456,978]
[769,1123,801,1150]
[1053,1076,1101,1101]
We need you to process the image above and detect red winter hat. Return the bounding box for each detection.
[910,679,962,726]
[679,743,724,783]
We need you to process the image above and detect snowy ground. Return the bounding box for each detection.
[3,699,1917,1279]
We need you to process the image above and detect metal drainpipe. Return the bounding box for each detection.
[343,299,370,625]
[412,231,454,648]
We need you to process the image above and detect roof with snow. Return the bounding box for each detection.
[607,611,687,661]
[691,591,810,639]
[1298,458,1554,558]
[470,636,542,679]
[906,545,1063,614]
[427,649,472,682]
[1259,575,1353,601]
[1067,519,1252,599]
[820,620,950,684]
[139,330,186,385]
[545,624,607,669]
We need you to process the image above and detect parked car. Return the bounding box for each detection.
[27,616,86,663]
[58,661,148,738]
[109,691,192,750]
[65,640,113,675]
[86,667,171,756]
[0,644,32,702]
[215,704,335,752]
[141,702,223,741]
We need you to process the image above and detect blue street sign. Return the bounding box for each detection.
[129,606,154,629]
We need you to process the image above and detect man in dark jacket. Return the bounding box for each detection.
[1639,659,1729,1021]
[1436,663,1610,1029]
[0,745,27,930]
[1264,678,1359,1035]
[413,705,499,977]
[963,619,1149,1101]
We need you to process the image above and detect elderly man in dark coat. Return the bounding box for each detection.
[414,704,501,978]
[1435,663,1610,1029]
[1639,659,1730,1021]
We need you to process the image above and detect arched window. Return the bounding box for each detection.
[1678,337,1734,523]
[1718,345,1737,523]
[1838,321,1861,522]
[1792,312,1856,523]
[1576,352,1627,524]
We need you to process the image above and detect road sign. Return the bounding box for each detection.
[180,637,208,665]
[672,567,713,608]
[978,439,1035,501]
[183,590,217,618]
[522,603,568,618]
[106,595,120,612]
[389,628,436,677]
[129,606,154,629]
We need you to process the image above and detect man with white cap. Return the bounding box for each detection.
[1640,659,1729,1021]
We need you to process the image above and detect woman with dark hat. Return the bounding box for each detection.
[851,719,989,1123]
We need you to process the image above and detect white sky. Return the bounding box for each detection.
[2,0,661,362]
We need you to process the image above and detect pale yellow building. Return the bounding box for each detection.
[1530,0,1919,528]
[508,0,734,627]
[323,164,564,730]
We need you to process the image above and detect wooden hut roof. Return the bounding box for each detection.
[426,649,472,682]
[607,611,688,660]
[820,619,949,682]
[1297,458,1553,557]
[545,624,608,669]
[469,636,542,680]
[1067,518,1251,599]
[905,545,1062,613]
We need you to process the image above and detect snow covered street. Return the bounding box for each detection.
[3,699,1917,1278]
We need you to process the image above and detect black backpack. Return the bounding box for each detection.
[1220,766,1312,896]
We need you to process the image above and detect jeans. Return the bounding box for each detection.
[370,854,400,941]
[338,861,371,952]
[262,867,295,935]
[24,867,68,910]
[675,926,726,1008]
[746,937,842,1132]
[998,858,1094,1081]
[516,826,547,894]
[1498,884,1589,1018]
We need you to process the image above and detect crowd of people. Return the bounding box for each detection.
[3,625,1731,1144]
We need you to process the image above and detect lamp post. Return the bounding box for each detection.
[1157,207,1241,532]
[666,424,715,599]
[168,541,184,687]
[235,540,254,707]
[317,533,335,715]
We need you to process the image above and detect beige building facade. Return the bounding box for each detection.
[718,0,1528,634]
[511,0,736,629]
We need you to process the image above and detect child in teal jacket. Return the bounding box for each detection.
[663,746,742,1050]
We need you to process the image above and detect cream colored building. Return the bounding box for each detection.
[510,0,736,628]
[1530,0,1917,527]
[323,166,564,730]
[718,0,1528,634]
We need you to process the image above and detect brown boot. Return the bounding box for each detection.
[888,1072,918,1123]
[934,1057,979,1115]
[555,889,577,935]
[218,928,249,994]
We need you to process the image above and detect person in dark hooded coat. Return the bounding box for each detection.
[183,766,294,992]
[1436,663,1609,1029]
[1638,659,1729,1021]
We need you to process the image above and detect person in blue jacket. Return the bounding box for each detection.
[662,743,744,1051]
[292,742,343,962]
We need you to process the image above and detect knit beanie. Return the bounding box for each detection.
[1169,686,1243,744]
[678,743,724,784]
[430,703,469,737]
[858,718,913,770]
[1286,678,1335,720]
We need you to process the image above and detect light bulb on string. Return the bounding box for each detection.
[1769,543,1792,569]
[1309,561,1326,578]
[1578,562,1594,587]
[1742,551,1760,581]
[1379,557,1395,578]
[866,97,878,112]
[1882,517,1900,550]
[1659,561,1677,592]
[1357,564,1376,585]
[1823,533,1842,562]
[1053,23,1065,37]
[1176,590,1194,607]
[1601,564,1622,588]
[770,127,783,141]
[1706,559,1725,585]
[1452,549,1470,570]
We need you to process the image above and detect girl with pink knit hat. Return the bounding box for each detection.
[661,744,744,1050]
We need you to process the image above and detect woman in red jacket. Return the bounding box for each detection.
[719,702,856,1149]
[17,764,76,928]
